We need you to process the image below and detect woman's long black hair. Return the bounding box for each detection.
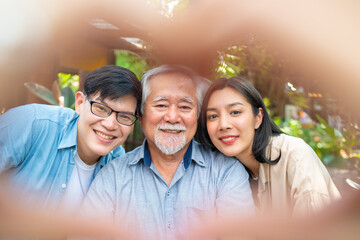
[198,77,283,164]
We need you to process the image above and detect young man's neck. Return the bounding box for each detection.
[77,150,99,166]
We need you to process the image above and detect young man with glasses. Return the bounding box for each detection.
[0,65,141,213]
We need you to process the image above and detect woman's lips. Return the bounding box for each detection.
[219,135,239,145]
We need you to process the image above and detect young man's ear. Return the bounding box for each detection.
[75,92,86,115]
[255,108,264,130]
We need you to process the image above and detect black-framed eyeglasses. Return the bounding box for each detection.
[87,96,137,126]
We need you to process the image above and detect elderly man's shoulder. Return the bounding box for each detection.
[102,144,144,174]
[194,141,245,169]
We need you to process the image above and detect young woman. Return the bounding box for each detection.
[198,76,341,215]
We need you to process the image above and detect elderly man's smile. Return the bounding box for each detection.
[160,129,183,134]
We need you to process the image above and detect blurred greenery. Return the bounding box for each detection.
[114,50,150,79]
[279,115,360,168]
[214,44,291,118]
[58,72,79,108]
[24,73,79,109]
[24,82,58,105]
[58,73,79,95]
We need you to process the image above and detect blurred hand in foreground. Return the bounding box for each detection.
[189,191,360,240]
[0,177,135,239]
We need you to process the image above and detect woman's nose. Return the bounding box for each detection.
[218,115,232,131]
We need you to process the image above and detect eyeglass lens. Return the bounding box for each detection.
[91,102,136,125]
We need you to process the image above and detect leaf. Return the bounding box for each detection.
[315,114,336,138]
[24,82,58,105]
[60,87,75,108]
[52,80,61,104]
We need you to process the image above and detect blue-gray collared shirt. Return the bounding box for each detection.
[82,139,254,240]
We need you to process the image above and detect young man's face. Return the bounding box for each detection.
[75,92,137,165]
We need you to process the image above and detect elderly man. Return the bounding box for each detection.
[82,65,254,239]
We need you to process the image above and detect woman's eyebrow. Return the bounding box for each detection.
[206,107,217,111]
[207,102,244,111]
[229,102,244,107]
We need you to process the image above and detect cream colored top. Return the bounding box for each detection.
[255,134,341,215]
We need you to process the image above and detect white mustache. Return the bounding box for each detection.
[157,123,187,131]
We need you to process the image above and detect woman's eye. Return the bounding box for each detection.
[231,110,241,115]
[207,114,218,120]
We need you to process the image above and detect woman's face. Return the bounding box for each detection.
[206,87,263,160]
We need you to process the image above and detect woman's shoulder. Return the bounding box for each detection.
[270,134,309,153]
[268,134,318,164]
[271,133,306,146]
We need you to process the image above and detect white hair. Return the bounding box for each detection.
[140,64,211,117]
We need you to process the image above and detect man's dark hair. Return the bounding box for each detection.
[83,65,142,115]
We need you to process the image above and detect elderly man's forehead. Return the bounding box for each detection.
[151,71,193,81]
[152,96,195,104]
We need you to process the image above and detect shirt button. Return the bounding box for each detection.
[166,191,170,196]
[167,223,171,229]
[61,183,67,189]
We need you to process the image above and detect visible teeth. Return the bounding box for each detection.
[95,131,114,140]
[157,124,186,133]
[162,129,181,133]
[221,137,236,141]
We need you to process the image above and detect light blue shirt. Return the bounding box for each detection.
[0,104,125,209]
[82,140,254,240]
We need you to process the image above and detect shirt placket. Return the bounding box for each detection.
[164,186,175,239]
[62,147,77,193]
[164,163,185,240]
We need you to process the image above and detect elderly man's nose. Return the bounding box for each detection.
[164,106,181,123]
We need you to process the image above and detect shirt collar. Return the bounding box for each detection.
[183,141,193,169]
[58,116,79,149]
[143,141,152,167]
[191,140,206,167]
[128,140,146,165]
[257,163,270,193]
[130,139,206,168]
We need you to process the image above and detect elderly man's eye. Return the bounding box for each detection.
[180,106,191,110]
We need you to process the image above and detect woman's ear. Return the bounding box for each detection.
[255,108,264,129]
[75,91,85,115]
